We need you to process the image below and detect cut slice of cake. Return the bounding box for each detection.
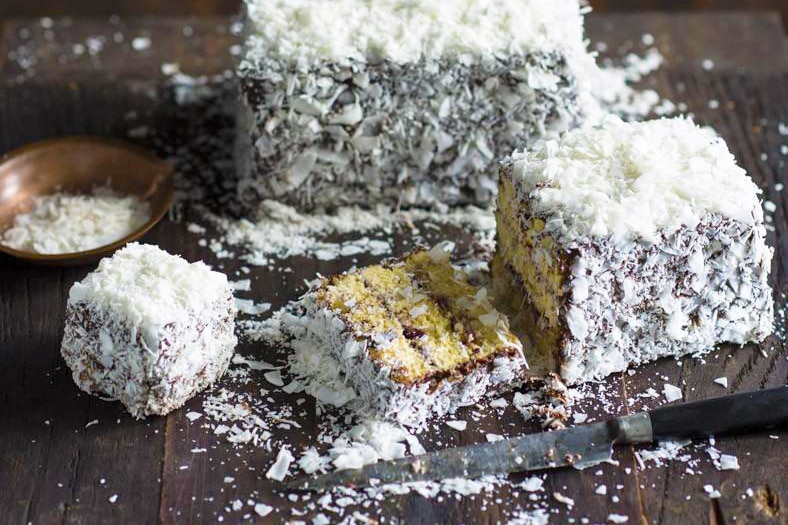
[300,243,527,428]
[236,0,599,211]
[493,116,774,384]
[61,243,237,418]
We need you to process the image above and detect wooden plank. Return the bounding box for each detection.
[0,263,168,525]
[0,70,174,524]
[0,12,785,525]
[0,16,236,82]
[0,0,240,21]
[587,11,787,73]
[591,1,788,30]
[0,12,784,83]
[629,68,788,525]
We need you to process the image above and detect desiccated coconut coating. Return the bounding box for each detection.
[494,117,774,384]
[236,0,593,210]
[61,243,237,418]
[299,243,528,429]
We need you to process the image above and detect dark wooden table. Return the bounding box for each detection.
[0,11,786,525]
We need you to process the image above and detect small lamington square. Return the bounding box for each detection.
[61,243,237,418]
[300,243,527,428]
[493,116,773,384]
[237,0,594,210]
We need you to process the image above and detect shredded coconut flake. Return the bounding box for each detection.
[704,484,722,498]
[718,454,740,471]
[445,420,467,431]
[266,447,294,481]
[254,503,273,517]
[235,298,271,315]
[520,477,544,492]
[663,383,683,403]
[553,492,575,507]
[209,201,494,264]
[131,36,151,51]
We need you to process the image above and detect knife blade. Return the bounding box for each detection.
[286,386,787,491]
[286,415,646,491]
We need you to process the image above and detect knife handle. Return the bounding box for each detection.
[649,386,788,441]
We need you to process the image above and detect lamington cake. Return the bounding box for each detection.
[299,243,527,428]
[236,0,598,210]
[61,243,237,418]
[492,116,774,384]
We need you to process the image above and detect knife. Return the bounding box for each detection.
[286,386,788,491]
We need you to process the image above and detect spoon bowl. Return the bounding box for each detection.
[0,136,173,266]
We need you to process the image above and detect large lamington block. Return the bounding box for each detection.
[236,0,596,210]
[299,243,527,428]
[61,243,237,418]
[493,116,774,384]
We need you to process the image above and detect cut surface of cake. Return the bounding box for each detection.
[493,116,774,384]
[236,0,603,211]
[61,243,237,418]
[299,243,527,428]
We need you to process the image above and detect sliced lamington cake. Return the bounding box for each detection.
[300,243,527,428]
[236,0,600,210]
[61,243,237,418]
[493,116,774,384]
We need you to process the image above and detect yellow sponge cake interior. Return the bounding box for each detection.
[492,171,570,373]
[315,246,524,387]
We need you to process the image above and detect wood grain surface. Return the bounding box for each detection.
[0,12,786,525]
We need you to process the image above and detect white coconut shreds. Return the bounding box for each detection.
[242,0,669,129]
[178,291,762,524]
[266,446,294,480]
[662,383,683,403]
[506,508,550,525]
[244,0,591,66]
[509,116,763,245]
[196,200,496,264]
[1,186,150,254]
[635,440,692,468]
